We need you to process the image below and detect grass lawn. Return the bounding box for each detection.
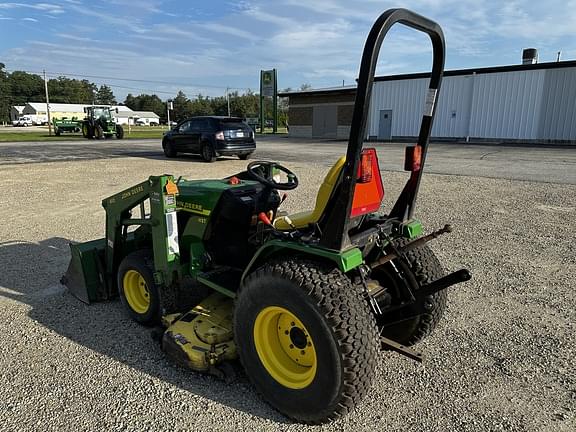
[0,126,167,142]
[0,126,289,142]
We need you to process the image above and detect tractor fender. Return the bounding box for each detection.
[241,240,363,283]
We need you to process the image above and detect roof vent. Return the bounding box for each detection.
[522,48,538,65]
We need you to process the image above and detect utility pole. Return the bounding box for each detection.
[43,69,52,136]
[226,87,231,117]
[166,99,173,129]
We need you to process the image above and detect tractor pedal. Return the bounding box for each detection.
[381,336,423,363]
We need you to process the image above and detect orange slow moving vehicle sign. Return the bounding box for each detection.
[351,148,384,217]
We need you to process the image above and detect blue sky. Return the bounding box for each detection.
[0,0,575,101]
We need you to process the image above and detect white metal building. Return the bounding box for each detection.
[282,60,576,143]
[12,103,161,125]
[113,110,160,125]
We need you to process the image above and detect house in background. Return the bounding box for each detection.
[10,105,25,122]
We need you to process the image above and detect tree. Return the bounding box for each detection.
[47,76,97,104]
[95,85,116,105]
[7,71,44,104]
[189,94,212,116]
[123,93,166,123]
[172,90,191,122]
[124,93,136,110]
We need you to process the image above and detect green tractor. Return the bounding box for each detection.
[61,9,470,424]
[81,106,124,139]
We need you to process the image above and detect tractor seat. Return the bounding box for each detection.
[273,156,345,230]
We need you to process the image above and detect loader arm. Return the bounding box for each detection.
[100,175,180,298]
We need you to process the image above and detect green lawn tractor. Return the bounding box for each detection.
[61,9,471,424]
[53,117,81,136]
[81,106,124,139]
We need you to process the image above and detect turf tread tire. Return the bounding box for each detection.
[381,240,447,346]
[235,258,380,424]
[118,250,160,325]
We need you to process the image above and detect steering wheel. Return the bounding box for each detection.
[247,161,299,190]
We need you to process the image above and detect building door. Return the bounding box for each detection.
[378,110,392,140]
[312,106,337,138]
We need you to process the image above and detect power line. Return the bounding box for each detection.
[4,68,252,92]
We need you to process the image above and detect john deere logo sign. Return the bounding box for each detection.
[263,71,273,84]
[260,68,277,133]
[261,70,275,97]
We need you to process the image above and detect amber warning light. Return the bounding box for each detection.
[404,145,422,172]
[351,148,384,217]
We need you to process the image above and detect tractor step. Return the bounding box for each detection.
[196,267,242,298]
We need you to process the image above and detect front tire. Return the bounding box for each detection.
[117,250,161,325]
[116,124,124,139]
[163,139,177,158]
[234,259,380,424]
[94,125,104,139]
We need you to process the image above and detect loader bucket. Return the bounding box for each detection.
[61,239,108,304]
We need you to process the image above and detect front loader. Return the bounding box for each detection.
[62,8,471,424]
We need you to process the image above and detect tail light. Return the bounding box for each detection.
[358,151,373,183]
[215,131,225,140]
[351,148,384,217]
[404,145,422,172]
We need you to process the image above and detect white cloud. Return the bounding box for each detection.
[22,17,38,22]
[1,0,575,99]
[0,2,64,14]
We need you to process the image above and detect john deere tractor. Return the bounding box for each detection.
[81,106,124,139]
[62,9,471,424]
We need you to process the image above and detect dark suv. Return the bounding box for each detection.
[162,116,256,162]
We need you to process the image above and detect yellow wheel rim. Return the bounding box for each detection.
[122,270,150,314]
[253,306,317,389]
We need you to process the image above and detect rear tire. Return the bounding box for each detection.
[82,123,93,139]
[238,153,252,160]
[201,141,216,162]
[163,139,177,158]
[234,259,380,424]
[376,241,448,346]
[117,250,161,325]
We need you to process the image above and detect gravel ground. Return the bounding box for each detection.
[0,151,574,431]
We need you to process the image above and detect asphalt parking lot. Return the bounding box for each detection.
[0,137,574,431]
